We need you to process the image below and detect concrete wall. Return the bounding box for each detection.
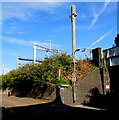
[76,68,103,104]
[108,65,119,95]
[40,86,56,101]
[56,47,119,104]
[60,86,73,104]
[58,68,103,104]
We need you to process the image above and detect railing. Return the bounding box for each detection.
[103,46,119,67]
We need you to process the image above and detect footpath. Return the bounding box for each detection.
[1,94,117,120]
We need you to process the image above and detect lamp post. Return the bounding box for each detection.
[70,5,78,103]
[70,5,78,62]
[72,49,80,103]
[70,5,77,103]
[73,49,80,78]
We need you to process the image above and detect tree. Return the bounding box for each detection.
[2,53,95,97]
[2,54,72,96]
[115,34,119,46]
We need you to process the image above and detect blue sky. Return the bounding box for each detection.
[1,1,117,74]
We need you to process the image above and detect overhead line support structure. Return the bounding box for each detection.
[70,5,78,103]
[33,42,64,63]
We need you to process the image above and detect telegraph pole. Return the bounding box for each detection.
[70,5,78,103]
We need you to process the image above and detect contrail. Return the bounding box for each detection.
[88,0,111,30]
[90,29,113,48]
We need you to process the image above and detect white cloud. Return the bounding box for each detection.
[4,31,25,35]
[36,41,63,49]
[88,0,111,30]
[4,32,13,34]
[2,0,118,2]
[3,36,34,46]
[2,65,13,75]
[2,2,61,21]
[79,13,87,20]
[3,0,63,2]
[2,50,20,57]
[2,4,32,21]
[3,36,62,49]
[17,32,25,35]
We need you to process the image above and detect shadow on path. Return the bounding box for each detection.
[2,101,117,120]
[2,87,118,120]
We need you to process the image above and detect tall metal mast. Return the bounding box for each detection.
[70,5,78,103]
[70,5,78,62]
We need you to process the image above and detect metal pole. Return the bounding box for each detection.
[33,42,37,64]
[2,64,4,75]
[47,40,52,57]
[59,69,61,81]
[16,57,19,69]
[73,61,76,103]
[70,5,77,61]
[70,5,77,103]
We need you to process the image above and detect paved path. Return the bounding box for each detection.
[2,94,49,108]
[1,94,116,120]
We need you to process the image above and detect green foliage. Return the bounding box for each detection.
[2,53,94,97]
[2,54,72,96]
[0,75,2,86]
[42,54,72,84]
[115,34,119,46]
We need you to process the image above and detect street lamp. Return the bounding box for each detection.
[72,48,80,103]
[74,49,80,53]
[73,49,80,73]
[70,5,79,103]
[70,5,78,63]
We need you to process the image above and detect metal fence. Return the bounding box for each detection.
[103,46,119,67]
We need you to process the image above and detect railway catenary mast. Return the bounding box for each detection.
[33,42,64,63]
[70,5,78,103]
[70,5,78,61]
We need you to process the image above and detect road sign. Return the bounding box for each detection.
[106,84,110,90]
[72,73,76,82]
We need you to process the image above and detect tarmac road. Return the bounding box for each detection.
[1,94,116,120]
[2,94,49,108]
